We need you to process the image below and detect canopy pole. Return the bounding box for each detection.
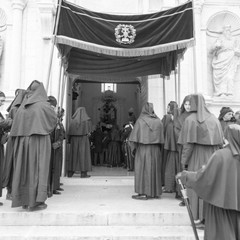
[177,57,181,105]
[57,59,63,106]
[163,76,166,114]
[60,70,67,109]
[45,0,63,93]
[192,0,197,93]
[174,69,177,103]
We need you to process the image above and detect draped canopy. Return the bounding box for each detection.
[55,0,194,83]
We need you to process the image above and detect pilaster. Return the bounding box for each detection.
[37,0,56,92]
[10,0,27,89]
[193,0,204,93]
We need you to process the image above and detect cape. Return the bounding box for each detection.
[68,107,92,136]
[129,102,164,144]
[10,83,57,136]
[178,113,224,145]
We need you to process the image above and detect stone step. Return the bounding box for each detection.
[0,211,190,226]
[0,182,191,226]
[0,226,204,240]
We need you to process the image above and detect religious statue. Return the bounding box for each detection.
[99,90,117,125]
[210,25,240,97]
[0,36,3,59]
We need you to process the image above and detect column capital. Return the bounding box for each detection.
[11,0,28,11]
[37,0,55,40]
[193,0,204,14]
[37,0,55,14]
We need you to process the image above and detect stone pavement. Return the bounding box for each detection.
[0,170,204,239]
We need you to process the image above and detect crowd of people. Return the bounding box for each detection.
[0,83,239,239]
[88,107,136,171]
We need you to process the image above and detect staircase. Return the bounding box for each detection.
[0,176,204,239]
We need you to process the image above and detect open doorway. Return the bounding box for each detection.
[64,78,148,177]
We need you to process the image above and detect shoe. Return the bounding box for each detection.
[29,203,47,212]
[60,183,63,186]
[53,190,61,195]
[195,223,205,230]
[6,193,12,200]
[57,188,64,191]
[175,194,182,200]
[163,189,173,193]
[80,175,91,178]
[179,201,185,206]
[132,194,148,200]
[0,202,3,206]
[22,205,28,210]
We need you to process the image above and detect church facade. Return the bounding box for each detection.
[0,0,240,122]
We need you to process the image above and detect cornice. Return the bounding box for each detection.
[11,0,27,11]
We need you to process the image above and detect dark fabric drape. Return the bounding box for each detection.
[55,0,194,80]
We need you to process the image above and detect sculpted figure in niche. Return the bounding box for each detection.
[210,25,240,97]
[0,36,3,59]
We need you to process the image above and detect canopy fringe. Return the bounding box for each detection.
[56,35,195,57]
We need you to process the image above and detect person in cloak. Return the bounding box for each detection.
[121,120,135,171]
[68,107,92,178]
[107,124,122,167]
[2,89,26,200]
[162,101,179,194]
[129,102,164,200]
[10,80,57,211]
[177,93,224,227]
[176,124,240,240]
[128,107,136,124]
[235,110,240,125]
[218,106,236,135]
[90,123,104,166]
[0,91,13,206]
[47,96,65,195]
[174,95,192,204]
[56,107,66,187]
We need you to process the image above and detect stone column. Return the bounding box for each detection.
[10,0,27,89]
[193,0,204,93]
[37,0,55,94]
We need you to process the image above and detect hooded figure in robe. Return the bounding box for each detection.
[68,107,92,178]
[2,89,26,200]
[129,102,164,200]
[177,124,240,240]
[178,93,224,222]
[10,81,57,211]
[162,101,179,193]
[0,91,12,205]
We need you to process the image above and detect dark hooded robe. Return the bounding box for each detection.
[129,102,164,198]
[162,101,179,192]
[0,97,12,199]
[178,94,224,221]
[107,125,122,167]
[10,81,57,208]
[178,124,240,240]
[2,89,26,193]
[68,107,92,175]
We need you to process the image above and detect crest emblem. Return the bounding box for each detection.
[115,24,136,45]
